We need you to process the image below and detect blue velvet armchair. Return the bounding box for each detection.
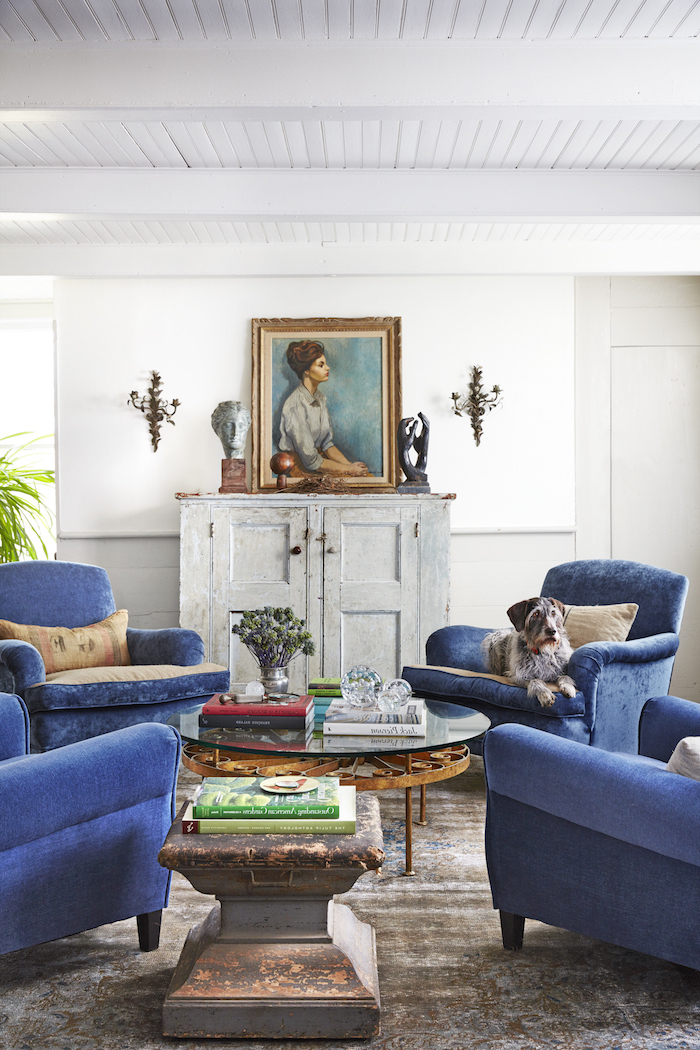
[0,560,230,751]
[483,695,700,971]
[0,692,181,955]
[403,559,688,753]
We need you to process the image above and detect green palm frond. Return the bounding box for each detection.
[0,432,55,563]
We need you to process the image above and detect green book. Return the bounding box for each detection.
[181,787,356,835]
[191,775,340,819]
[308,677,343,696]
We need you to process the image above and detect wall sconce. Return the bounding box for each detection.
[128,371,180,452]
[451,366,503,447]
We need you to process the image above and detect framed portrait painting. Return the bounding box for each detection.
[251,317,402,492]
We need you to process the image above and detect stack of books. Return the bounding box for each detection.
[323,695,427,737]
[181,775,356,834]
[307,677,342,731]
[199,693,315,746]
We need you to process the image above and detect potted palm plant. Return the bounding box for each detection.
[0,433,55,563]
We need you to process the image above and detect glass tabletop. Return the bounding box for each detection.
[168,700,490,759]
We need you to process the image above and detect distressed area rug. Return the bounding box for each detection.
[1,758,698,1050]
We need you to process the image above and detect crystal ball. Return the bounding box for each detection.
[341,665,382,708]
[376,678,413,713]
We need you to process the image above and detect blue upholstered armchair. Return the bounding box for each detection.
[403,560,688,753]
[0,560,230,751]
[483,695,700,971]
[0,692,181,955]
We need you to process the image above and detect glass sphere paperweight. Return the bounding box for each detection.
[341,665,382,708]
[376,678,413,713]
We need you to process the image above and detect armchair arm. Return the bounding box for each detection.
[0,693,30,760]
[425,625,491,672]
[568,633,680,675]
[126,627,205,667]
[0,721,181,851]
[566,633,681,753]
[484,723,700,869]
[639,695,700,762]
[0,639,46,696]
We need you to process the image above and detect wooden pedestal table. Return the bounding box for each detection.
[158,793,384,1040]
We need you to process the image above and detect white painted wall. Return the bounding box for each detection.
[48,273,698,707]
[54,275,575,534]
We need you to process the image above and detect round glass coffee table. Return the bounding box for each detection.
[168,700,490,875]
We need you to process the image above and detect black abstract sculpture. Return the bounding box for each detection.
[397,412,430,494]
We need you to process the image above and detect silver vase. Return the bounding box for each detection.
[259,665,290,694]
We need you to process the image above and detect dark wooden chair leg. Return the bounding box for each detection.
[137,910,162,952]
[499,911,525,950]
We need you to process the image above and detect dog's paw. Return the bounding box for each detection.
[528,681,556,707]
[559,678,577,698]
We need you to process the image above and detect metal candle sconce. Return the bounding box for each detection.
[128,371,180,452]
[451,366,503,447]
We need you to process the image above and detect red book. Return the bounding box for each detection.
[201,693,314,717]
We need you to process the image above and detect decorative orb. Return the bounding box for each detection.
[270,452,294,476]
[341,665,382,708]
[376,678,413,712]
[245,680,266,696]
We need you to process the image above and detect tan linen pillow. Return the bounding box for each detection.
[667,737,700,781]
[562,603,639,649]
[0,609,131,674]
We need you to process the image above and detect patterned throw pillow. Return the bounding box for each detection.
[0,610,131,674]
[561,603,639,649]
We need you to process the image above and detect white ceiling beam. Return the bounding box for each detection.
[1,240,698,278]
[2,42,698,113]
[2,169,697,221]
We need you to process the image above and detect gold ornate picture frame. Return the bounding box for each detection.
[251,317,402,493]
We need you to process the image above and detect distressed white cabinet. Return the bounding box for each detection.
[178,494,452,693]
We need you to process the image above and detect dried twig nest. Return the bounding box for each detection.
[289,475,353,494]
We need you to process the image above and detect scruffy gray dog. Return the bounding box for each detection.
[482,596,577,708]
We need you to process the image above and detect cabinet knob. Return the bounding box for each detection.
[326,546,338,554]
[290,545,302,555]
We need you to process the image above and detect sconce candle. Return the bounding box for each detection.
[451,366,503,447]
[128,371,180,452]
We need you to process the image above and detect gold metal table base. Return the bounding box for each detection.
[181,743,471,876]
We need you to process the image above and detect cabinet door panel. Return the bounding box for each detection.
[322,506,418,681]
[211,507,309,692]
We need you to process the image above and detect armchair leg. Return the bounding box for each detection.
[499,911,525,951]
[137,910,162,952]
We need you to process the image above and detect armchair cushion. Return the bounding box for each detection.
[25,662,229,711]
[667,737,700,781]
[0,609,130,673]
[562,602,638,648]
[403,664,585,718]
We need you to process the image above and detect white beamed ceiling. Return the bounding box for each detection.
[0,0,698,272]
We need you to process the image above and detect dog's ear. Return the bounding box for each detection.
[549,597,566,617]
[507,600,536,631]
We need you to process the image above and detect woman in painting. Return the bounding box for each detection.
[278,340,369,477]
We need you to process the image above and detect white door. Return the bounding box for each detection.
[611,345,700,700]
[321,505,419,681]
[211,506,310,692]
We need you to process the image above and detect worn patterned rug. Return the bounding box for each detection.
[1,758,698,1050]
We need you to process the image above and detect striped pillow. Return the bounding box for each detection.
[0,610,131,674]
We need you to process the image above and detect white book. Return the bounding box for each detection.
[323,697,425,726]
[322,719,427,737]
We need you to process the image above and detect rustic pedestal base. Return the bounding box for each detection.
[219,458,247,493]
[159,794,384,1040]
